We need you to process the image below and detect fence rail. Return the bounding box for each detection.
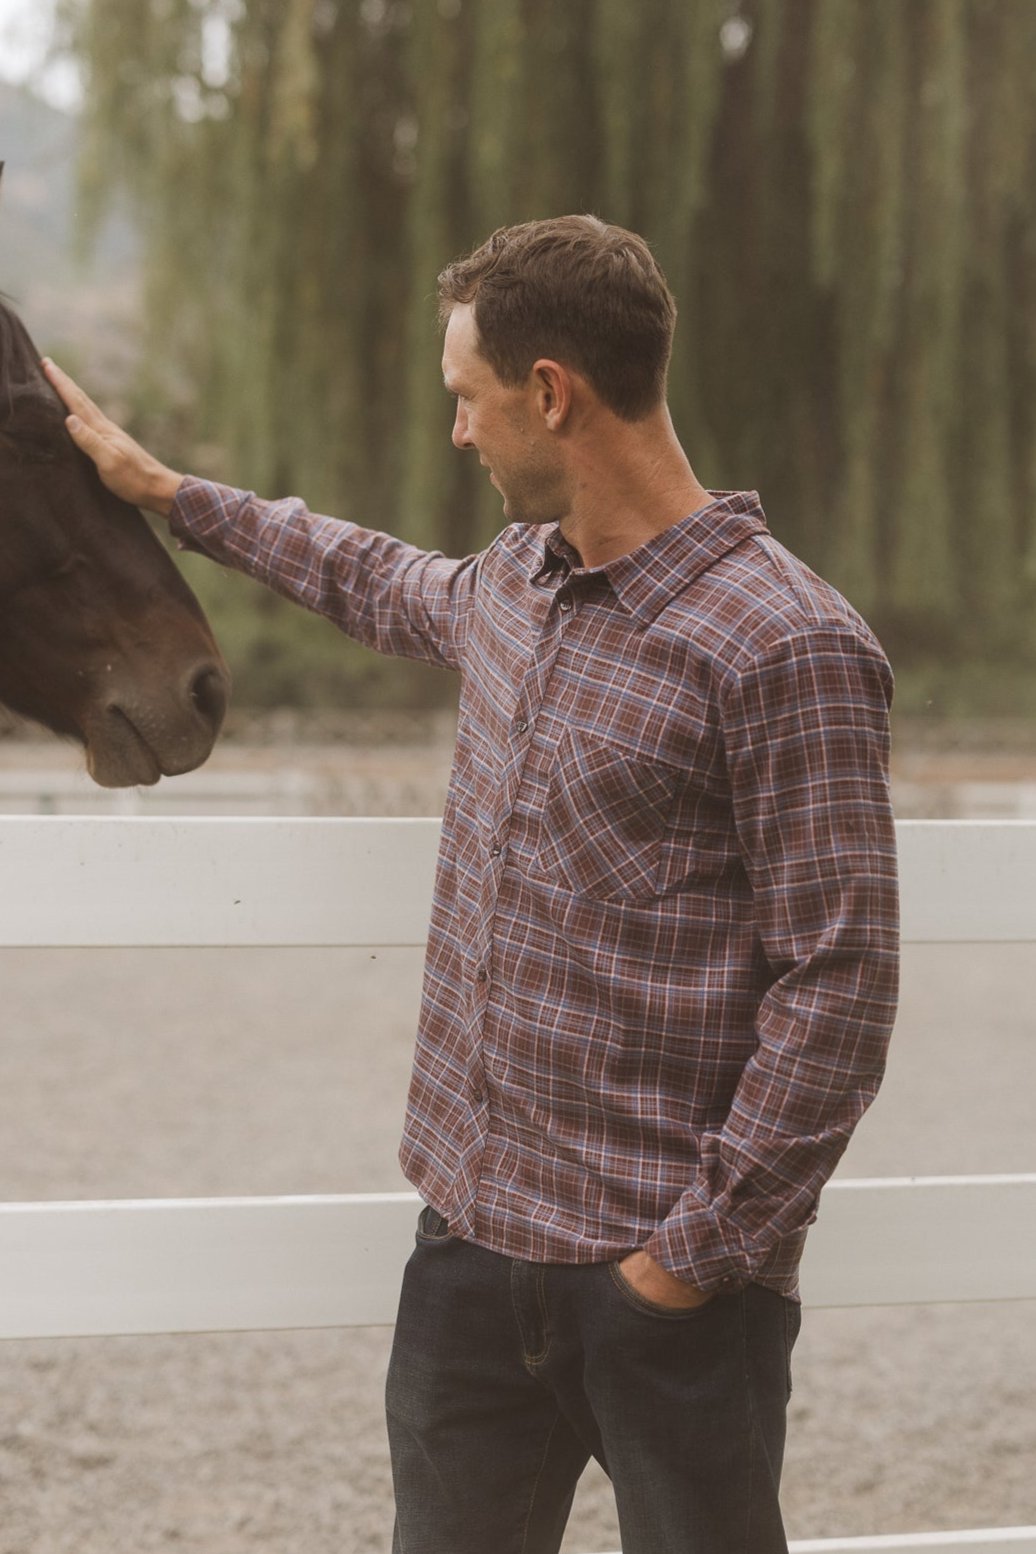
[1,1174,1033,1341]
[1,815,1035,947]
[1,815,1033,1554]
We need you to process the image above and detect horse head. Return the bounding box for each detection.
[0,275,230,785]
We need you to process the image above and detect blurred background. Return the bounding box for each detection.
[3,0,1036,722]
[1,8,1034,1552]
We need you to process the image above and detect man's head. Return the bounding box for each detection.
[437,215,677,423]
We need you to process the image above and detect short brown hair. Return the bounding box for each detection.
[437,215,676,421]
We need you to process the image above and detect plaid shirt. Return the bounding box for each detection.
[172,479,899,1298]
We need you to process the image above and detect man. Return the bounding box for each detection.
[45,214,899,1554]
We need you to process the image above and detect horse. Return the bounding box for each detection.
[0,291,230,787]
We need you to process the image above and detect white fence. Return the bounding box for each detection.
[0,816,1033,1554]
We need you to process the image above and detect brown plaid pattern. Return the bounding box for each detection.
[172,480,899,1297]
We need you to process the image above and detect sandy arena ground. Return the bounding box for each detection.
[0,732,1033,1550]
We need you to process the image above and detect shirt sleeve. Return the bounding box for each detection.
[643,627,900,1293]
[168,476,479,671]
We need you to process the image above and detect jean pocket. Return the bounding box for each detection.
[415,1205,452,1243]
[606,1261,718,1321]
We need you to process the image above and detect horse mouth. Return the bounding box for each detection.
[86,707,164,788]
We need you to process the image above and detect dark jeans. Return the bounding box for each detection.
[386,1207,800,1554]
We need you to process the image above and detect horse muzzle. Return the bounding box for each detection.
[82,658,231,788]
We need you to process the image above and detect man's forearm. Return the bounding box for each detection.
[169,477,477,674]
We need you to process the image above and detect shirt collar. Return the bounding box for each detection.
[532,491,769,626]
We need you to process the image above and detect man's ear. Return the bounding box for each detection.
[532,358,572,430]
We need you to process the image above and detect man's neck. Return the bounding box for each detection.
[557,407,713,569]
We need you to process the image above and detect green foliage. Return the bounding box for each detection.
[58,0,1036,707]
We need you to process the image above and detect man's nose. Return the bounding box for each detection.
[452,402,472,449]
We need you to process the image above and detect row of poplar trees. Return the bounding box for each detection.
[59,0,1036,708]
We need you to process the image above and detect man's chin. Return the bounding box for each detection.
[496,486,560,528]
[499,493,537,526]
[502,507,539,528]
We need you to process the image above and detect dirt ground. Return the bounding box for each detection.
[0,726,1034,1550]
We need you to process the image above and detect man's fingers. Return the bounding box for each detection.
[44,361,120,467]
[40,359,183,513]
[41,358,107,428]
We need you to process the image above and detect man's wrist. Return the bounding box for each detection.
[617,1249,713,1310]
[146,465,185,519]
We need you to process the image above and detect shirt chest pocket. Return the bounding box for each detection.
[534,728,679,902]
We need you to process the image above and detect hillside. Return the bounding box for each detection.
[0,80,140,384]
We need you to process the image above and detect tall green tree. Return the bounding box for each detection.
[57,0,1036,705]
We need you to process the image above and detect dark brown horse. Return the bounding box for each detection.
[0,291,230,786]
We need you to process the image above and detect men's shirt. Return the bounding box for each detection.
[171,480,899,1299]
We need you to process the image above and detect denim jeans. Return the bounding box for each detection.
[386,1207,801,1554]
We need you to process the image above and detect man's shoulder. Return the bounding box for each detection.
[659,528,889,679]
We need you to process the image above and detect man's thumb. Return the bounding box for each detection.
[66,414,97,454]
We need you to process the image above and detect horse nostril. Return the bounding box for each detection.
[188,664,229,732]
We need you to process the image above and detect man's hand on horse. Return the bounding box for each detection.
[41,359,184,518]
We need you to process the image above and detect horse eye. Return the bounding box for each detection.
[23,438,62,465]
[0,410,65,461]
[0,433,57,465]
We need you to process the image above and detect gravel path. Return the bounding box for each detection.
[0,943,1032,1550]
[0,732,1033,1549]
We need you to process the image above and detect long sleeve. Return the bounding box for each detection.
[644,628,900,1292]
[169,476,480,671]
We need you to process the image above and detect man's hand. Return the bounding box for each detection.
[617,1250,714,1310]
[42,359,184,518]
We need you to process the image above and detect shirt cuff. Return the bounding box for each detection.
[642,1187,759,1296]
[168,475,251,558]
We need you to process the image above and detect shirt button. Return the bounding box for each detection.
[515,718,528,734]
[557,589,573,612]
[475,966,488,983]
[489,843,502,857]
